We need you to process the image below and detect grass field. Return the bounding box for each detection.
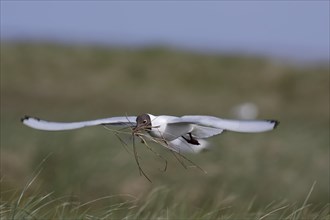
[1,42,329,219]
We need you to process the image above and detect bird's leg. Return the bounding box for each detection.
[182,133,200,145]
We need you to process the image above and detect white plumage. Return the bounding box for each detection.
[21,113,279,153]
[21,116,136,131]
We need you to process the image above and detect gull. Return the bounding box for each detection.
[21,113,279,153]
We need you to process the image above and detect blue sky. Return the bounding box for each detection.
[1,1,329,61]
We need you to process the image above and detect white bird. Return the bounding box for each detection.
[21,114,279,153]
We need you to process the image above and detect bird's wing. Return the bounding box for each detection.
[167,115,279,136]
[162,122,223,139]
[21,115,136,131]
[162,119,222,140]
[189,125,224,138]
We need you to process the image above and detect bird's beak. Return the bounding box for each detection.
[133,123,150,134]
[133,124,142,133]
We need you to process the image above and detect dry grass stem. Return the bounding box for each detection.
[103,123,207,182]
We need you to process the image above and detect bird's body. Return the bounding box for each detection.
[22,113,279,153]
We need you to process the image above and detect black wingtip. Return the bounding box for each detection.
[270,120,280,129]
[21,115,30,123]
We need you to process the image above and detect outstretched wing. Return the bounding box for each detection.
[21,115,136,131]
[166,115,279,138]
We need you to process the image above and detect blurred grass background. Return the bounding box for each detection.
[1,42,329,218]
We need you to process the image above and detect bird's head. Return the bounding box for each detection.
[133,113,152,133]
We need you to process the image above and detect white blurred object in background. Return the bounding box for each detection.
[232,102,259,120]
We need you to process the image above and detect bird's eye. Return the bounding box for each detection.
[143,120,147,124]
